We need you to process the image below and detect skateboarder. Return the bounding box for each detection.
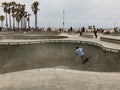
[75,46,88,64]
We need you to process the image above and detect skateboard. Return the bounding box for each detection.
[82,58,89,64]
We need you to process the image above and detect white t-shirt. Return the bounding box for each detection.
[75,48,84,56]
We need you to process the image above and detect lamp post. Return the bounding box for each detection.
[63,10,65,31]
[114,21,116,28]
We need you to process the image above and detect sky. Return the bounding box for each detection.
[0,0,120,29]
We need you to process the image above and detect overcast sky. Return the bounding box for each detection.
[0,0,120,28]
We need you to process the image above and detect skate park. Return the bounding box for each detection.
[1,0,120,89]
[0,31,120,90]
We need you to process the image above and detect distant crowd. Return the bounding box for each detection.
[63,26,120,35]
[0,26,120,35]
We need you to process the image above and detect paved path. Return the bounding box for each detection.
[0,32,120,90]
[60,33,120,50]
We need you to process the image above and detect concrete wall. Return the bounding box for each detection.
[100,37,120,44]
[1,35,68,40]
[82,33,94,38]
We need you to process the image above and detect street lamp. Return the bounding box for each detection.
[63,10,65,31]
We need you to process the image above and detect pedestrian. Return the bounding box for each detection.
[0,26,2,31]
[70,27,73,32]
[93,25,97,38]
[80,26,85,36]
[81,27,85,33]
[75,46,88,64]
[79,30,82,36]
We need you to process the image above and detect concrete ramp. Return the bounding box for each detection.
[0,42,119,74]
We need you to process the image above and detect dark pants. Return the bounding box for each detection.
[94,32,97,38]
[81,55,86,61]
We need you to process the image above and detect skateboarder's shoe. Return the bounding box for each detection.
[82,58,88,64]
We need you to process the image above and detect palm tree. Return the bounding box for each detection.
[11,1,17,30]
[19,4,25,30]
[0,15,5,28]
[7,2,12,30]
[2,2,8,30]
[24,12,28,31]
[15,3,22,30]
[31,1,39,29]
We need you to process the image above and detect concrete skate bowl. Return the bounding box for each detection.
[0,40,119,74]
[1,35,68,40]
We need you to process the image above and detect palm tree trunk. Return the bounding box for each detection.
[13,17,15,31]
[24,17,26,31]
[1,21,3,28]
[18,22,19,31]
[35,14,37,30]
[21,18,23,30]
[9,14,11,30]
[16,20,17,29]
[25,18,27,31]
[28,20,30,30]
[6,13,8,30]
[1,20,2,27]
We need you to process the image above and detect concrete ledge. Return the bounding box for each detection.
[0,35,2,40]
[110,32,120,36]
[1,35,68,40]
[0,40,119,53]
[82,33,94,38]
[100,37,120,44]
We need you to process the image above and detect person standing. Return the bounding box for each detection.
[93,25,97,38]
[70,26,73,33]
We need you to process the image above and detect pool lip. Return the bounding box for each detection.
[0,40,119,53]
[0,35,69,40]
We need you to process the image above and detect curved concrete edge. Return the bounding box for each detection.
[0,68,120,90]
[1,35,69,40]
[100,37,120,44]
[0,40,119,52]
[1,68,120,77]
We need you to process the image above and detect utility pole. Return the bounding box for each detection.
[114,21,116,28]
[63,10,65,31]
